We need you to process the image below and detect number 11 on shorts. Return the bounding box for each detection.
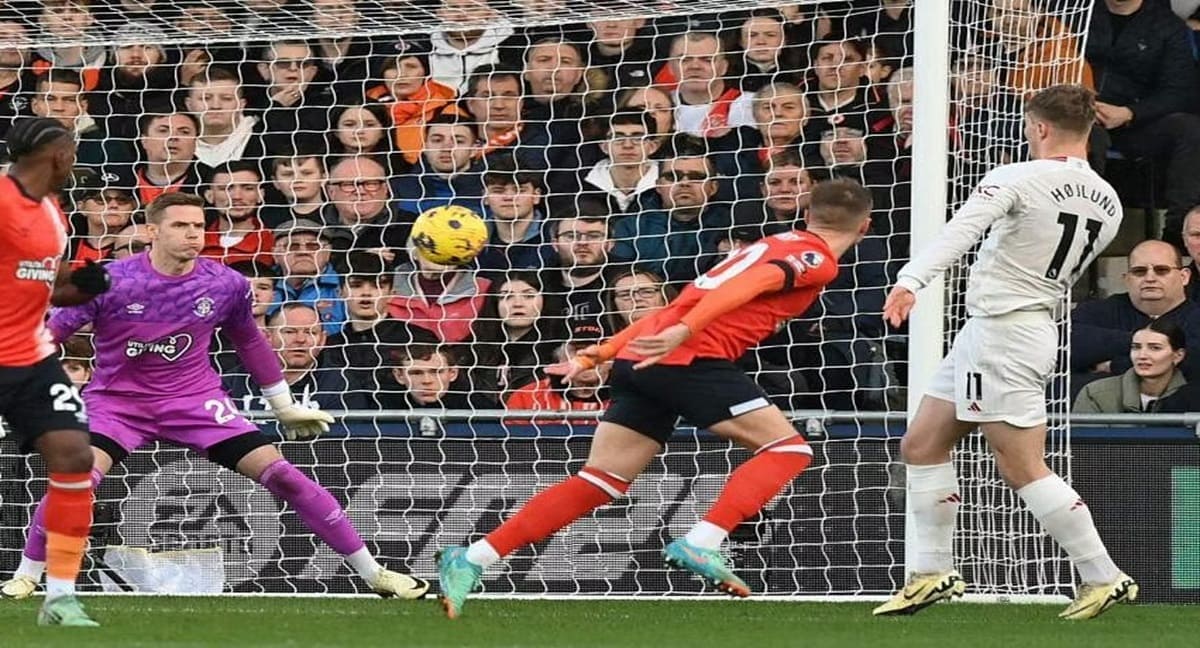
[964,372,983,401]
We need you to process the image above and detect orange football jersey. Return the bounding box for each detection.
[0,175,68,366]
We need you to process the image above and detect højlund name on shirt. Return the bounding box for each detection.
[1049,183,1118,219]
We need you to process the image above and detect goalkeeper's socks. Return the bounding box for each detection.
[259,459,366,556]
[907,462,960,573]
[44,472,94,599]
[1018,474,1121,584]
[14,555,45,582]
[702,436,812,533]
[344,547,383,581]
[24,467,104,566]
[478,467,630,563]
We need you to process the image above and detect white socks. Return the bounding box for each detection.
[684,521,728,550]
[465,540,501,568]
[45,577,74,598]
[344,547,383,581]
[1017,474,1121,585]
[14,555,44,582]
[907,462,960,573]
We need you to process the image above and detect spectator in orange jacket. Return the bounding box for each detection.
[990,0,1094,95]
[366,37,459,167]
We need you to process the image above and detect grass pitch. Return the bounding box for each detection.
[0,596,1194,648]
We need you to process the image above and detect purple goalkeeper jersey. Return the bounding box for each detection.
[48,253,284,398]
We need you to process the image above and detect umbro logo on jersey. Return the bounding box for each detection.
[125,303,145,315]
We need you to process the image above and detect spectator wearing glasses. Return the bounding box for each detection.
[549,110,662,220]
[271,219,348,335]
[66,168,138,268]
[543,209,616,335]
[1072,240,1200,384]
[321,155,417,265]
[255,40,336,154]
[604,267,676,333]
[201,161,274,266]
[611,144,731,284]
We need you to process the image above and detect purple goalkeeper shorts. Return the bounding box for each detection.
[86,391,259,455]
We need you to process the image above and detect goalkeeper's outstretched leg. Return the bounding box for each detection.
[236,442,430,600]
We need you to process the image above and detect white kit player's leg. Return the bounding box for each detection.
[983,424,1136,619]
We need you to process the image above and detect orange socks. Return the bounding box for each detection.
[44,472,93,598]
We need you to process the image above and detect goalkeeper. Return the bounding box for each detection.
[1,193,429,601]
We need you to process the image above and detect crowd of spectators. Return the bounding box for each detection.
[5,0,1198,419]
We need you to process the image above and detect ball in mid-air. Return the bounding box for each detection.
[410,205,489,266]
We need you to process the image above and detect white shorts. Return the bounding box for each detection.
[926,311,1058,428]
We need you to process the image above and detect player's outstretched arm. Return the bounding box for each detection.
[50,260,110,307]
[547,315,660,382]
[893,182,1016,294]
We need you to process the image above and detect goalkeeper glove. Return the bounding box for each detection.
[262,382,334,440]
[69,260,110,295]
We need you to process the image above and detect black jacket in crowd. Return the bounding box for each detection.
[1085,0,1200,126]
[1071,294,1200,378]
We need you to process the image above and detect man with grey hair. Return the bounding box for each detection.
[668,32,754,138]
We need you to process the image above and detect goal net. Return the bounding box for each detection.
[0,0,1089,598]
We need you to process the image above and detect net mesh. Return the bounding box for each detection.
[0,0,1089,597]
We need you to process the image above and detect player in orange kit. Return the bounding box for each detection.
[0,117,112,626]
[436,178,873,618]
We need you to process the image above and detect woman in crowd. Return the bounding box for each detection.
[604,267,676,333]
[464,271,564,406]
[1074,319,1187,414]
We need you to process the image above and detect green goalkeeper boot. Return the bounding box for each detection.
[663,538,751,597]
[437,547,483,619]
[37,594,99,627]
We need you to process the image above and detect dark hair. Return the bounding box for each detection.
[807,177,873,230]
[1139,318,1187,352]
[468,270,564,352]
[229,260,279,280]
[137,106,200,136]
[145,192,205,224]
[36,69,84,92]
[424,113,479,140]
[5,116,72,162]
[393,343,458,366]
[343,251,393,285]
[766,149,806,170]
[271,148,326,174]
[465,64,523,99]
[603,109,657,137]
[1025,84,1096,136]
[328,103,395,158]
[209,159,263,183]
[482,155,544,192]
[189,67,242,90]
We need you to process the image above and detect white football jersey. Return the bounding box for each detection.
[897,157,1122,316]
